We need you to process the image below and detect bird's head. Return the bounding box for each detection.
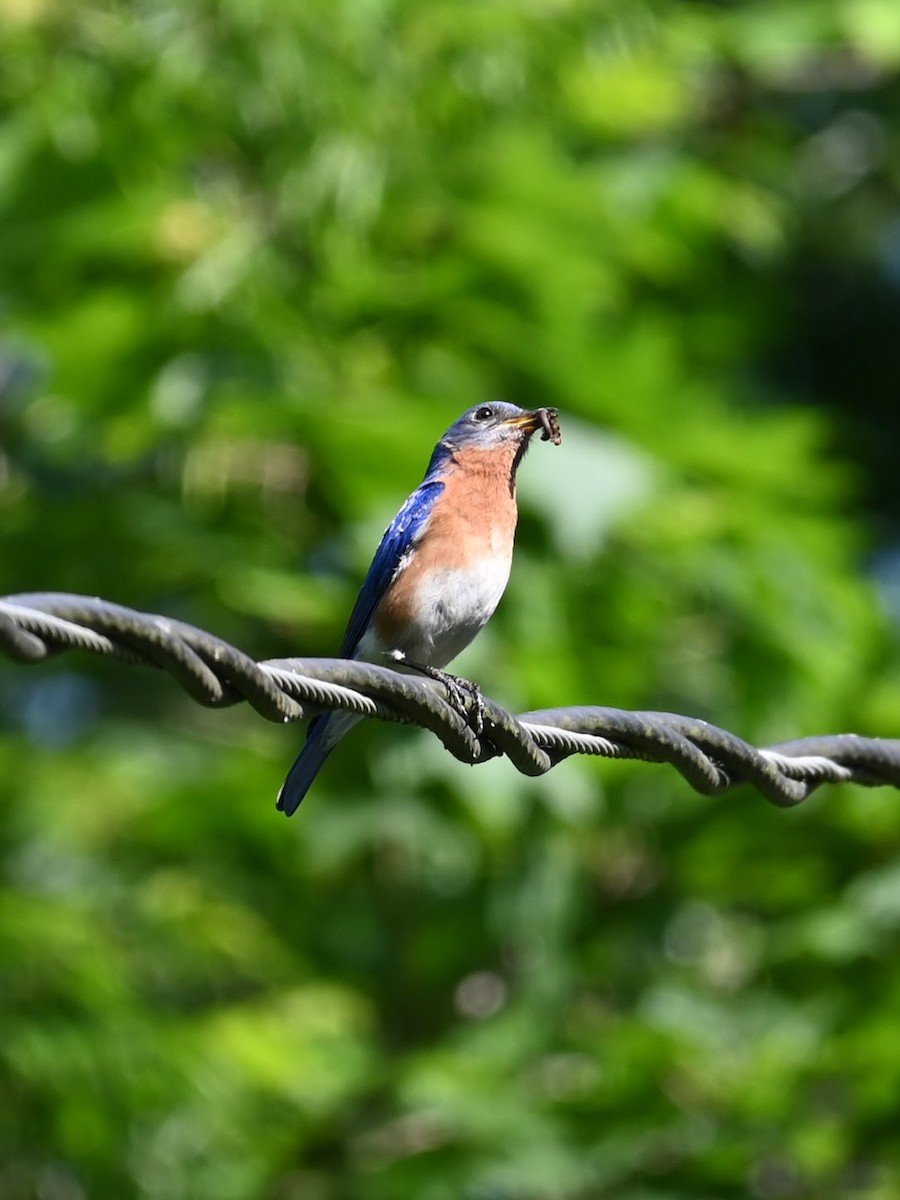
[438,402,561,454]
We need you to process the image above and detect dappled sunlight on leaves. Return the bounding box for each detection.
[2,0,900,1195]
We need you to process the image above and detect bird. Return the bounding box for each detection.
[277,401,561,816]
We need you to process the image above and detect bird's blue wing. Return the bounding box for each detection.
[339,478,445,657]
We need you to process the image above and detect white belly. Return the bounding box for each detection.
[360,556,512,669]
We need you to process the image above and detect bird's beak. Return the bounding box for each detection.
[502,407,562,445]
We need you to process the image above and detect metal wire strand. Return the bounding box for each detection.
[1,591,899,807]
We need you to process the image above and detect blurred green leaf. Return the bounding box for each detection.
[1,0,900,1197]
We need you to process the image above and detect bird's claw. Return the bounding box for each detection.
[402,659,485,738]
[442,673,485,739]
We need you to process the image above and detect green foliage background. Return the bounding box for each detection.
[2,1,900,1197]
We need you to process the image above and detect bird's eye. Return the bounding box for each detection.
[474,405,494,421]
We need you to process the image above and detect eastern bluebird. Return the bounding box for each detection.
[277,402,561,815]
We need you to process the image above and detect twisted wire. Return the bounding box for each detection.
[1,592,899,807]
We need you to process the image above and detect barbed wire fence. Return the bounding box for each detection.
[1,592,899,809]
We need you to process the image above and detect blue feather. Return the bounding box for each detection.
[277,475,445,814]
[338,476,445,657]
[275,714,335,815]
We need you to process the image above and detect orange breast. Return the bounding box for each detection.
[374,443,520,647]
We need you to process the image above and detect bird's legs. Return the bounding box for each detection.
[389,653,485,737]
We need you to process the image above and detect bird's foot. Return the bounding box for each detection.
[401,658,485,738]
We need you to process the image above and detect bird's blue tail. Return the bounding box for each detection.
[276,712,360,816]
